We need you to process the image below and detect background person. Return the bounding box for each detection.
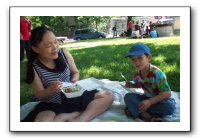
[112,25,117,37]
[143,26,150,38]
[134,21,141,35]
[131,28,141,39]
[150,27,158,38]
[20,16,31,62]
[127,20,133,36]
[132,21,141,39]
[140,23,144,37]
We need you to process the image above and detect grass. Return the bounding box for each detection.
[20,36,180,106]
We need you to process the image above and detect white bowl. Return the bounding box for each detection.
[61,83,84,98]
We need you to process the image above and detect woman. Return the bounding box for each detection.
[21,26,114,122]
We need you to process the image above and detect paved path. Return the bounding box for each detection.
[66,34,118,42]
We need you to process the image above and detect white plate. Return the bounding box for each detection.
[119,82,144,95]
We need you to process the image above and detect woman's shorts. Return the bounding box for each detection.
[21,89,99,122]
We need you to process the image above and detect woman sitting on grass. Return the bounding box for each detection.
[21,26,114,122]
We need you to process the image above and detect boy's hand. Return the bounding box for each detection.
[138,99,152,113]
[125,81,133,88]
[49,79,62,92]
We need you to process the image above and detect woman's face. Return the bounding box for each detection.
[32,30,59,61]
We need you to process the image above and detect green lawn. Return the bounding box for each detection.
[20,36,180,106]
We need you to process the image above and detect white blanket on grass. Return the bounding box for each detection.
[20,80,180,122]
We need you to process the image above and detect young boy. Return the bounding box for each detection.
[124,43,175,122]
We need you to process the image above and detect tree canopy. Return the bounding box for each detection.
[28,16,132,37]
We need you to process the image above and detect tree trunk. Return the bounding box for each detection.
[127,16,132,22]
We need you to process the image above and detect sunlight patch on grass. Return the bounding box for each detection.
[81,66,101,77]
[61,36,180,50]
[158,62,179,74]
[153,55,166,62]
[163,63,179,74]
[110,62,118,67]
[80,65,113,80]
[93,59,100,64]
[87,66,101,74]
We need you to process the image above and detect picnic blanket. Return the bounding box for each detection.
[20,79,180,122]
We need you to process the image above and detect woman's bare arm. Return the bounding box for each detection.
[63,50,79,83]
[30,68,62,100]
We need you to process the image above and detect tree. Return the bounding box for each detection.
[127,16,132,22]
[28,16,115,37]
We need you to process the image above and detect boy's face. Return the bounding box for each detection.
[129,54,152,71]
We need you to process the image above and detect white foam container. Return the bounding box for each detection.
[61,77,105,98]
[61,83,84,98]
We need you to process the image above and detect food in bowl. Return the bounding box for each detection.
[62,85,81,93]
[61,83,84,98]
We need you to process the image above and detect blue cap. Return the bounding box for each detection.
[124,43,150,58]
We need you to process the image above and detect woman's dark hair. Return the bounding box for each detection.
[25,26,66,84]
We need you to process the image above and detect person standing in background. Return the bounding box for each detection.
[141,23,144,37]
[128,20,133,30]
[134,21,141,36]
[149,21,153,33]
[132,20,135,31]
[112,22,117,37]
[20,16,31,62]
[127,20,133,36]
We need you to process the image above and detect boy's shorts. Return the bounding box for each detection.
[21,89,99,122]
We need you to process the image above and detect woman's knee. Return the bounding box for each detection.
[105,91,114,102]
[95,91,114,103]
[34,111,56,122]
[35,116,54,122]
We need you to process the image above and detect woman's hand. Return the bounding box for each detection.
[125,81,133,88]
[49,79,62,92]
[138,99,152,113]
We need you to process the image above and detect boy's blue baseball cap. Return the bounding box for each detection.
[124,43,150,58]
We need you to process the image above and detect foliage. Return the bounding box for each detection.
[28,16,115,37]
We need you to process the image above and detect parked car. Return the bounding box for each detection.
[73,28,106,41]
